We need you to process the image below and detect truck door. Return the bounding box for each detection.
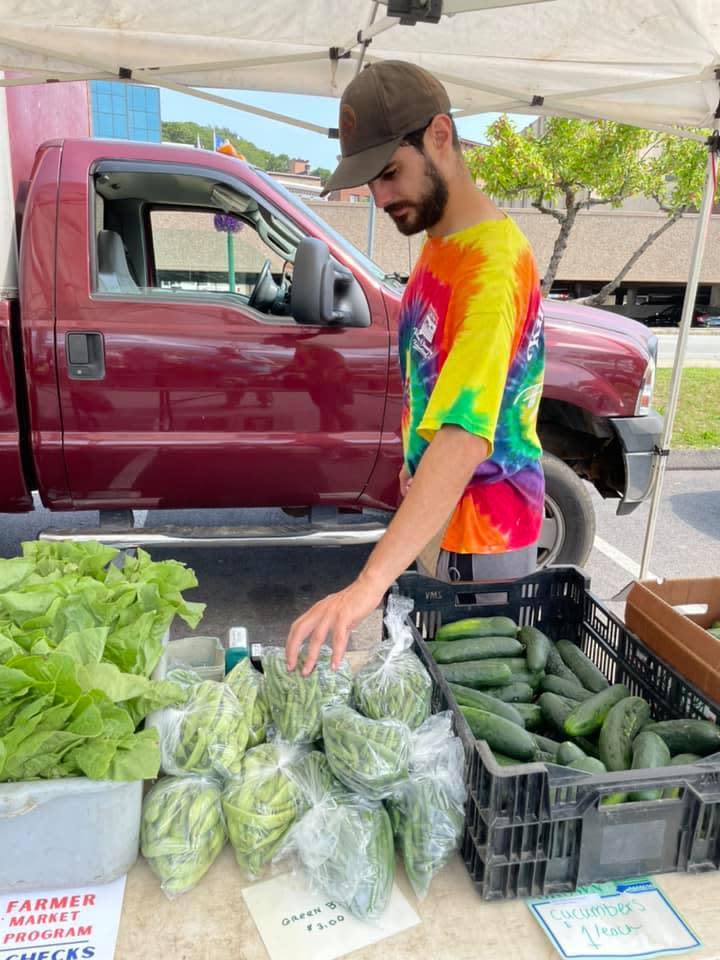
[53,153,390,511]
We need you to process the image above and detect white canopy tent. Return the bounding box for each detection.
[1,0,718,578]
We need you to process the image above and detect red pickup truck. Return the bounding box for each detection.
[0,137,661,567]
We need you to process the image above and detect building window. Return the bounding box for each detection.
[89,81,161,143]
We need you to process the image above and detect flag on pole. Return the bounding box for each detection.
[213,130,224,151]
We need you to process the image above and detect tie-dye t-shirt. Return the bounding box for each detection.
[399,215,545,555]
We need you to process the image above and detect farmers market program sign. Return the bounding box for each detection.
[0,877,125,960]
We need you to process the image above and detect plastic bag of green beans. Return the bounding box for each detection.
[141,775,226,898]
[353,594,431,730]
[386,711,466,899]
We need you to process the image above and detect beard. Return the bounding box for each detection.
[385,155,449,236]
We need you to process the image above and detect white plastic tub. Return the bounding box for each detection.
[0,777,143,892]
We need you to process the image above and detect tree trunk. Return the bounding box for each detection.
[540,203,579,296]
[581,210,684,306]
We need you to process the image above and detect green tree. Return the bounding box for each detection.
[310,166,332,184]
[466,117,654,295]
[161,121,291,171]
[583,133,714,306]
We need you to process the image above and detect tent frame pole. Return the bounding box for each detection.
[638,117,719,580]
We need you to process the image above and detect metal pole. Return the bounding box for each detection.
[227,232,235,292]
[367,195,377,259]
[638,128,718,579]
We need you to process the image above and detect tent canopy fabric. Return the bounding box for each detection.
[1,1,719,139]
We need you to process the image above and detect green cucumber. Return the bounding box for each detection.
[459,706,537,761]
[574,736,602,760]
[511,702,543,730]
[568,756,607,774]
[556,639,610,693]
[538,692,577,735]
[671,752,702,765]
[431,636,523,664]
[491,751,522,767]
[436,616,517,641]
[506,671,545,690]
[531,733,561,759]
[484,682,534,703]
[557,741,586,765]
[502,658,536,674]
[601,792,628,806]
[540,675,593,701]
[564,685,629,737]
[628,730,672,801]
[598,696,651,771]
[546,644,581,684]
[640,719,720,757]
[662,753,702,798]
[447,682,525,726]
[438,660,513,689]
[518,626,552,673]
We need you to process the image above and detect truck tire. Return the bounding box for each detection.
[539,453,596,568]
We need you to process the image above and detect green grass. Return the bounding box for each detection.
[654,368,720,447]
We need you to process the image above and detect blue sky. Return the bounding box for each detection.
[160,87,536,169]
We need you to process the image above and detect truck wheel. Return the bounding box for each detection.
[538,453,596,568]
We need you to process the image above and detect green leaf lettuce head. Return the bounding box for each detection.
[0,540,202,782]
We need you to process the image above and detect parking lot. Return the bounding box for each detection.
[2,460,718,651]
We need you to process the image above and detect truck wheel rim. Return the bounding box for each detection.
[538,494,565,567]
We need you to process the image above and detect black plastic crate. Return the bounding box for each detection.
[389,567,720,901]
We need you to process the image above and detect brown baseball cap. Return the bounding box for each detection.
[321,60,451,196]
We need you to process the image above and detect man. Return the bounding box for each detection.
[286,60,544,675]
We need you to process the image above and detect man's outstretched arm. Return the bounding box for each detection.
[285,424,489,674]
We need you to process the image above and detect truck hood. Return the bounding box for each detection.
[543,299,653,356]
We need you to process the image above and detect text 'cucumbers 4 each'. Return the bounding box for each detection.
[322,703,411,800]
[155,676,249,779]
[141,776,226,898]
[221,742,307,879]
[354,594,432,730]
[263,645,353,743]
[224,657,270,748]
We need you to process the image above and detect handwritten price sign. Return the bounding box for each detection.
[528,879,701,960]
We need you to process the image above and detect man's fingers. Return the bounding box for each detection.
[302,615,334,676]
[286,608,319,670]
[330,620,350,671]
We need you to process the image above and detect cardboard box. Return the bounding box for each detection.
[625,578,720,707]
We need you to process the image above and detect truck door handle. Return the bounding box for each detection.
[66,332,105,380]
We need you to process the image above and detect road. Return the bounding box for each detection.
[656,331,720,367]
[2,464,719,651]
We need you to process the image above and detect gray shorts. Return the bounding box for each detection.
[418,544,538,583]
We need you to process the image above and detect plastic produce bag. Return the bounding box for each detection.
[263,645,352,743]
[290,793,395,921]
[224,658,270,747]
[141,775,226,898]
[386,711,467,899]
[322,703,411,800]
[353,594,431,730]
[222,741,307,878]
[155,678,249,778]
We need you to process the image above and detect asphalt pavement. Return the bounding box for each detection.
[2,459,719,651]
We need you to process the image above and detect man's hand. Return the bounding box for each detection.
[399,465,412,499]
[285,570,386,675]
[286,426,489,676]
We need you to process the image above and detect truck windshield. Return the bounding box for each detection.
[254,169,388,283]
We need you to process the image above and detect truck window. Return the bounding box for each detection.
[149,208,286,296]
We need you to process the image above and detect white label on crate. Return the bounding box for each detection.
[242,870,420,960]
[528,878,701,960]
[0,875,126,960]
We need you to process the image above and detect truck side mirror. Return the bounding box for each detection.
[291,238,370,327]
